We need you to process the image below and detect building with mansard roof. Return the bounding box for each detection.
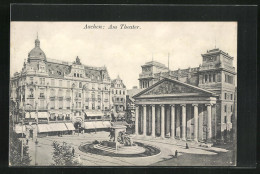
[10,37,114,137]
[135,48,236,142]
[110,75,127,121]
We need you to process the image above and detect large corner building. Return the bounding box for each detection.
[10,37,126,136]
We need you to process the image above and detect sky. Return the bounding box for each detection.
[10,22,237,89]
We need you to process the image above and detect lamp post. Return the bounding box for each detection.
[34,101,39,165]
[20,103,26,162]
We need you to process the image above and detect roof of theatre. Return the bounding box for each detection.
[133,77,216,99]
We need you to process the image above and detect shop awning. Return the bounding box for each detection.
[37,124,51,133]
[65,123,75,131]
[48,123,68,132]
[25,112,36,118]
[14,124,26,134]
[84,122,95,129]
[103,121,112,128]
[94,121,106,129]
[37,112,49,118]
[84,111,104,117]
[26,124,36,130]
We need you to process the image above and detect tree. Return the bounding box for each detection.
[51,141,81,166]
[9,122,31,166]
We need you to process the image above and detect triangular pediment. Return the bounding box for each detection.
[134,78,215,98]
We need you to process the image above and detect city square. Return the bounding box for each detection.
[25,131,234,166]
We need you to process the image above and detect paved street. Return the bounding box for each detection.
[26,131,234,166]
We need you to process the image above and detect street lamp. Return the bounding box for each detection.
[35,101,38,166]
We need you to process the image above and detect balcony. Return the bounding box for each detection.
[39,95,45,99]
[27,94,34,99]
[49,96,56,100]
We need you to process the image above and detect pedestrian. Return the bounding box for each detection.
[78,154,81,163]
[175,150,178,158]
[186,143,189,149]
[26,139,29,145]
[72,147,75,156]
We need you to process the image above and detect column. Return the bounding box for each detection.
[151,105,155,137]
[143,105,147,136]
[160,105,165,138]
[135,105,139,135]
[193,104,198,142]
[181,104,186,141]
[170,104,175,139]
[206,104,212,142]
[176,105,181,138]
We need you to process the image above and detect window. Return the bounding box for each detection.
[92,103,95,110]
[209,74,211,82]
[78,102,81,108]
[231,94,233,100]
[213,74,216,82]
[231,105,233,112]
[50,100,55,109]
[121,98,123,101]
[224,93,227,100]
[112,89,114,94]
[91,93,95,100]
[116,90,118,94]
[50,89,55,97]
[77,73,79,77]
[30,77,34,84]
[224,116,227,123]
[85,106,89,109]
[29,88,34,98]
[79,82,82,88]
[224,105,227,112]
[59,80,62,87]
[51,79,55,86]
[39,89,45,98]
[123,91,125,95]
[58,89,63,97]
[40,78,45,85]
[74,73,76,77]
[40,100,44,109]
[79,93,81,98]
[205,75,208,82]
[80,74,82,78]
[59,100,63,109]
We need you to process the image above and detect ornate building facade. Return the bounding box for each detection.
[135,48,236,142]
[110,75,127,120]
[10,37,113,135]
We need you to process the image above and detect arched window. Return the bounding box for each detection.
[79,82,82,88]
[29,88,34,97]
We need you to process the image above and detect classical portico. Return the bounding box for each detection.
[133,78,217,142]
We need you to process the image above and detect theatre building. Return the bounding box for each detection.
[134,48,236,142]
[10,37,112,137]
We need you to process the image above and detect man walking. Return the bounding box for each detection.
[72,147,75,156]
